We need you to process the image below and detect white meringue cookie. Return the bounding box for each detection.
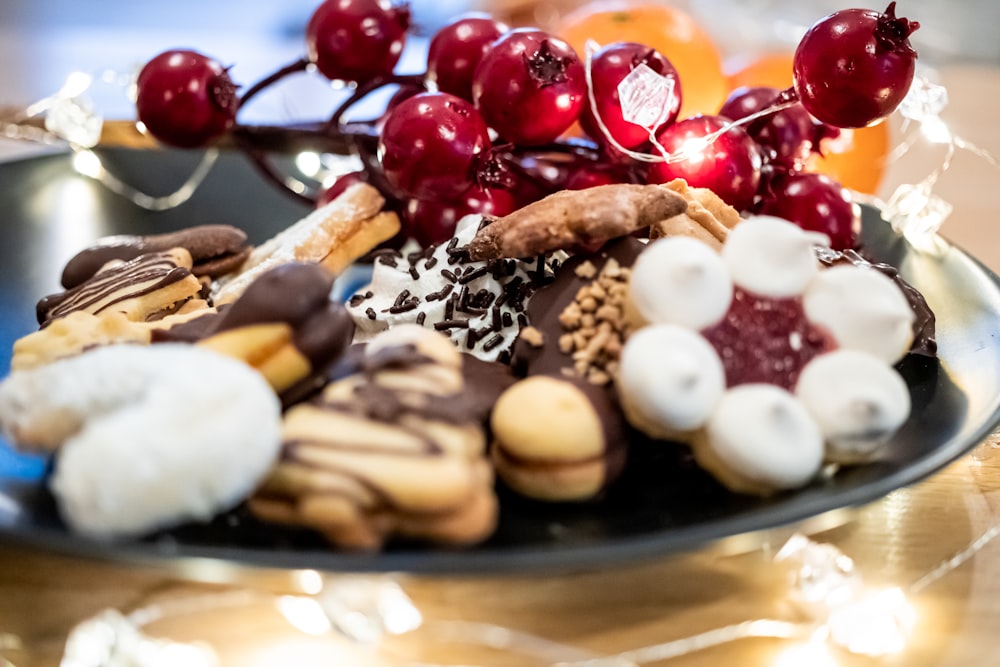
[795,350,911,463]
[802,264,914,364]
[695,384,824,494]
[617,324,726,441]
[628,236,733,329]
[722,215,828,298]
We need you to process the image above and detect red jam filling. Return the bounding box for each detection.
[700,287,836,389]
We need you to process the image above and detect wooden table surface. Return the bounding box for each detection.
[2,64,1000,667]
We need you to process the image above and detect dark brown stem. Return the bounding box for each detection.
[238,57,312,110]
[324,73,427,131]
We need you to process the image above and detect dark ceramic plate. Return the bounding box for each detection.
[2,148,1000,575]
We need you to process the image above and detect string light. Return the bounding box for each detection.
[872,69,1000,251]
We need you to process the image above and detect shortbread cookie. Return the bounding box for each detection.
[60,224,250,288]
[249,325,497,550]
[0,344,281,538]
[650,178,742,249]
[467,183,687,261]
[36,248,204,327]
[490,375,628,502]
[214,182,400,304]
[10,302,212,371]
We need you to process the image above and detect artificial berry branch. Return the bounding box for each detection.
[132,0,920,248]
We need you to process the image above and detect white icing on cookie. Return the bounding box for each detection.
[796,350,911,463]
[802,264,914,363]
[722,215,828,298]
[628,236,733,329]
[617,324,726,440]
[0,344,283,539]
[697,383,824,494]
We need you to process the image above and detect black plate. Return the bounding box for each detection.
[2,148,1000,575]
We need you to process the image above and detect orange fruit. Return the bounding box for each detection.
[555,1,727,119]
[725,52,889,194]
[805,124,890,195]
[725,52,794,90]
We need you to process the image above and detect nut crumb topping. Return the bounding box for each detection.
[520,326,545,348]
[557,259,633,385]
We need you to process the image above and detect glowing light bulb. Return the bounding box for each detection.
[277,596,333,636]
[72,150,103,178]
[295,151,323,178]
[295,569,325,595]
[827,588,915,657]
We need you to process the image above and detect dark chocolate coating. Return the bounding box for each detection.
[61,224,249,288]
[512,236,645,378]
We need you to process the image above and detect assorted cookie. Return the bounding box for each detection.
[0,179,936,549]
[248,325,497,550]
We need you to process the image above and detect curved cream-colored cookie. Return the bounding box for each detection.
[0,344,282,538]
[490,375,626,502]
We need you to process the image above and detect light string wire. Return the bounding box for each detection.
[855,71,1000,251]
[581,40,797,166]
[0,68,220,212]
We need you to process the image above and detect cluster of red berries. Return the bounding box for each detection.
[133,1,919,250]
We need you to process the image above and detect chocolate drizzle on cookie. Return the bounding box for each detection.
[38,250,197,327]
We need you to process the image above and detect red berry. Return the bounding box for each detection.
[404,197,462,247]
[719,86,838,170]
[316,171,368,207]
[306,0,410,83]
[579,42,681,150]
[379,92,491,201]
[135,50,238,149]
[427,13,508,102]
[565,162,629,190]
[403,185,516,247]
[648,115,762,211]
[462,184,518,217]
[759,172,860,250]
[793,2,920,128]
[472,29,585,146]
